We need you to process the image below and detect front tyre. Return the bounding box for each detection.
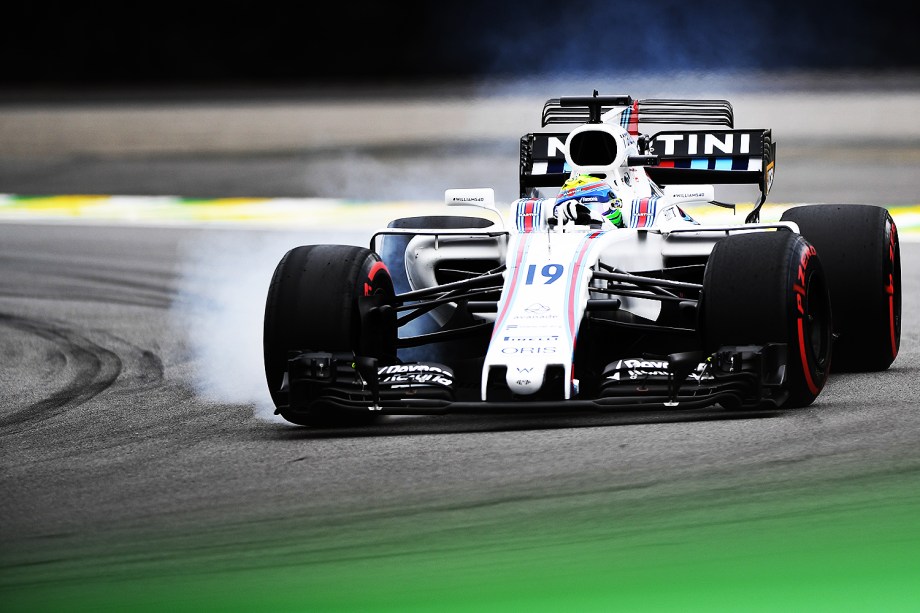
[781,204,901,371]
[263,244,396,426]
[701,231,832,409]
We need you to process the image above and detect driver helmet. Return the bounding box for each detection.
[558,174,624,227]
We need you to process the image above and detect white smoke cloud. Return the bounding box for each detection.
[170,226,368,424]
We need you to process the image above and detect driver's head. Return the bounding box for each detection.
[559,174,617,210]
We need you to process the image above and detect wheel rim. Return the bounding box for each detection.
[804,272,831,368]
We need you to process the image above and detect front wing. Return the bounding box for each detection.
[277,343,790,417]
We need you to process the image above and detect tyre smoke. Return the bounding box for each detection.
[170,227,368,423]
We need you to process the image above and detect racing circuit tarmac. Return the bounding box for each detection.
[1,75,919,611]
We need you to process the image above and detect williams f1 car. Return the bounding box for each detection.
[263,92,901,426]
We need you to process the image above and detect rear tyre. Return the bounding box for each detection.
[780,204,901,371]
[263,244,396,426]
[701,231,832,409]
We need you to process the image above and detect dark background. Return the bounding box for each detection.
[2,0,914,87]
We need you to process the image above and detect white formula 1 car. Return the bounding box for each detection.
[263,92,901,426]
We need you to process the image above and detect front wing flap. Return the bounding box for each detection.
[278,344,789,417]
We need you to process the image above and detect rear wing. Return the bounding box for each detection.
[541,96,735,128]
[522,93,777,221]
[519,128,776,221]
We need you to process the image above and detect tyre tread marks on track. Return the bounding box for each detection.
[0,313,164,429]
[0,254,175,309]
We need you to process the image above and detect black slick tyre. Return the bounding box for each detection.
[263,244,396,426]
[780,204,901,372]
[701,231,833,409]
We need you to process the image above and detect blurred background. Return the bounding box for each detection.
[4,0,917,87]
[2,0,919,205]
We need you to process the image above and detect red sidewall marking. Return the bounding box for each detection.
[368,261,387,282]
[797,317,819,395]
[889,287,896,359]
[795,246,819,396]
[365,261,388,296]
[887,219,899,359]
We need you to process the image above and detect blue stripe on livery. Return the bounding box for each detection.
[690,159,708,170]
[662,157,755,170]
[619,107,632,130]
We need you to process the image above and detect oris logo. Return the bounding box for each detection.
[501,347,557,354]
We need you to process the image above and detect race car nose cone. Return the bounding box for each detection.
[506,365,544,396]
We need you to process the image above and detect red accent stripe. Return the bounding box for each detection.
[524,199,535,233]
[797,317,819,395]
[657,160,675,168]
[492,235,529,338]
[636,198,650,228]
[628,101,639,136]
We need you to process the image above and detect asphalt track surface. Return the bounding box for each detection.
[1,76,919,610]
